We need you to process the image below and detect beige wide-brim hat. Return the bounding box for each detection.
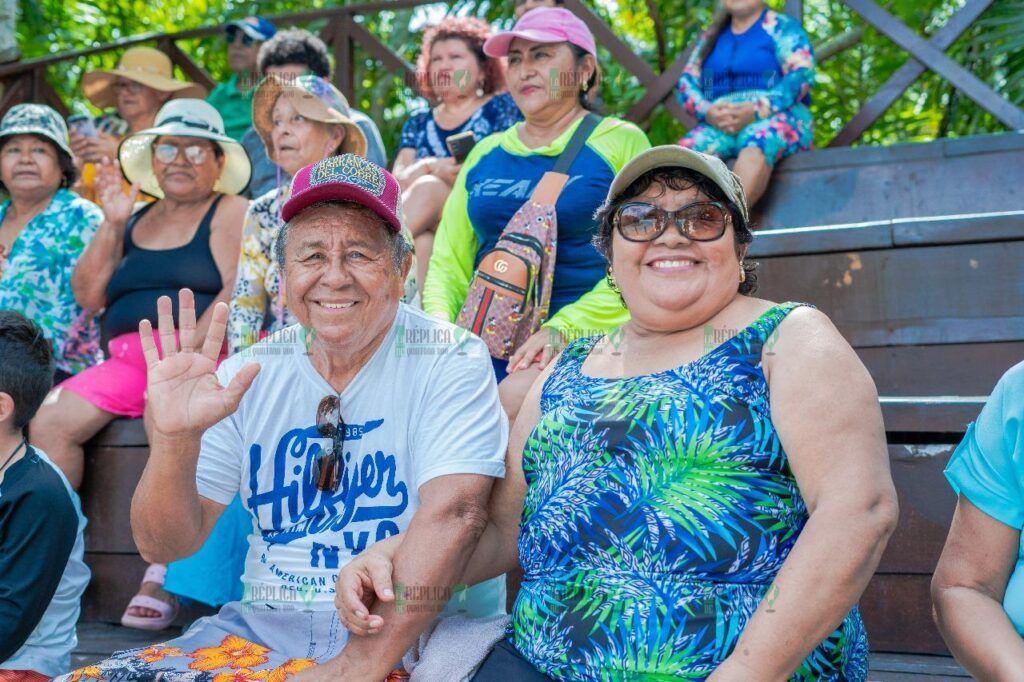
[251,74,367,164]
[607,145,750,222]
[83,47,208,110]
[118,99,252,198]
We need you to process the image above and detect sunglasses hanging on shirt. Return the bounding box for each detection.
[313,395,345,493]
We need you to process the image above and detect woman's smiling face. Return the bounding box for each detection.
[610,178,745,333]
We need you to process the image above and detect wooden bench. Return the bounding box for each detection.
[754,131,1024,230]
[79,418,209,627]
[750,137,1024,654]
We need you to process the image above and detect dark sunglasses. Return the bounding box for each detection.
[313,395,345,492]
[152,143,211,165]
[614,201,731,242]
[227,27,257,47]
[112,80,145,95]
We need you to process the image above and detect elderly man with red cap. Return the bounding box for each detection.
[56,155,507,678]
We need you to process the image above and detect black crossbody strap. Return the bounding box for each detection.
[552,113,601,175]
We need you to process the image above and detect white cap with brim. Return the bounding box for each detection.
[607,145,750,223]
[118,99,252,198]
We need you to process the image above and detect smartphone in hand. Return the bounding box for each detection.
[67,114,97,138]
[446,131,477,164]
[96,114,128,137]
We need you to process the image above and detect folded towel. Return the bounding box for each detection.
[403,614,511,682]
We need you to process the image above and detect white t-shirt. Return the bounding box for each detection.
[197,304,508,611]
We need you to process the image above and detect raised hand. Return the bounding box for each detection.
[140,289,260,439]
[96,157,139,227]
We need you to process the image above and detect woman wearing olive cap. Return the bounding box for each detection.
[337,146,897,681]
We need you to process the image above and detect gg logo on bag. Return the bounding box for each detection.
[494,259,509,274]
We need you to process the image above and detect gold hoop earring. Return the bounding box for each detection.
[739,262,747,284]
[606,267,619,292]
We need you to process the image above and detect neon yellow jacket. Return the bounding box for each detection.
[422,116,650,337]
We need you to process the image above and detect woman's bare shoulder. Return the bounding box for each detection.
[212,194,251,230]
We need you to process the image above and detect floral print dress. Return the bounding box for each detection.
[0,188,103,375]
[510,303,868,680]
[676,10,815,166]
[56,636,316,681]
[399,92,523,159]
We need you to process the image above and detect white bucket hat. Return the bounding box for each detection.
[0,104,73,157]
[118,99,252,198]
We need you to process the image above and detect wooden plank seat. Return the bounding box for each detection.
[750,184,1023,654]
[753,131,1024,230]
[79,418,211,627]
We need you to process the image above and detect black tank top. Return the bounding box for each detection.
[104,195,225,338]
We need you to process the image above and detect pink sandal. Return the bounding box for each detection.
[120,563,179,631]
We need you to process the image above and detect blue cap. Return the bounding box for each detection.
[227,16,276,42]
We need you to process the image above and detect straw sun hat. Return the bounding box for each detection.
[118,99,252,198]
[83,47,207,110]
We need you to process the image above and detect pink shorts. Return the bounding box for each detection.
[59,331,224,418]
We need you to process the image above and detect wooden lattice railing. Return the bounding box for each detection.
[1,0,1021,148]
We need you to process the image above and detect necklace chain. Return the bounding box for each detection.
[0,439,26,475]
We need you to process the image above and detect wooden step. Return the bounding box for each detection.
[753,132,1024,229]
[751,212,1024,399]
[78,418,214,627]
[868,653,970,680]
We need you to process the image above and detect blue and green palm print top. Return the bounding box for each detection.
[511,302,868,681]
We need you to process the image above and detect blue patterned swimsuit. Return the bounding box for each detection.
[511,302,868,681]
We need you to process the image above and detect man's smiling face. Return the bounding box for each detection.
[282,203,407,352]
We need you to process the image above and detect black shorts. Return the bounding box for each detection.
[472,639,554,681]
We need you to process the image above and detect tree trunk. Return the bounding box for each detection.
[816,26,865,63]
[0,0,19,64]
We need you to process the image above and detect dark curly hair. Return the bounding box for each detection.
[594,166,758,295]
[258,28,332,78]
[0,134,78,195]
[0,310,53,436]
[415,17,506,102]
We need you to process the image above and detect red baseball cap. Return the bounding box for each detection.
[483,8,597,59]
[281,154,402,232]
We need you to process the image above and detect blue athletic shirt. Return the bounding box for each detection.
[422,116,650,332]
[945,360,1024,635]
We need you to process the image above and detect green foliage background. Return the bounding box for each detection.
[15,0,1024,161]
